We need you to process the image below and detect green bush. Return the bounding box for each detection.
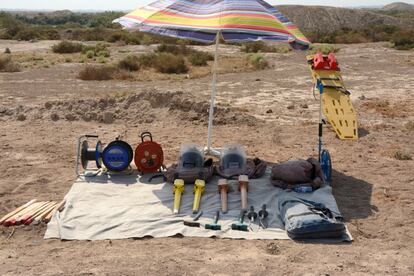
[52,41,84,53]
[106,30,141,45]
[308,44,340,55]
[154,53,189,74]
[97,50,110,57]
[248,54,269,70]
[393,150,412,160]
[189,51,214,66]
[137,53,158,68]
[118,55,140,71]
[78,65,116,80]
[0,55,21,72]
[156,43,191,55]
[241,41,270,53]
[85,50,95,59]
[392,30,414,50]
[82,43,110,58]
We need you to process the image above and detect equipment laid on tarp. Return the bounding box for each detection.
[102,138,133,172]
[192,179,206,214]
[45,169,352,241]
[113,0,310,156]
[238,175,249,211]
[307,53,358,140]
[76,135,103,177]
[76,135,133,176]
[215,145,247,179]
[165,145,214,184]
[134,132,164,174]
[218,179,229,214]
[173,179,185,214]
[278,194,346,239]
[270,158,324,190]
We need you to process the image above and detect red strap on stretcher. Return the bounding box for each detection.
[312,52,339,70]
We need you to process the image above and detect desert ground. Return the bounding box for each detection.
[0,40,413,275]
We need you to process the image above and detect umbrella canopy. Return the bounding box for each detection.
[114,0,309,154]
[114,0,309,47]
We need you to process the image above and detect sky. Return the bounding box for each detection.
[0,0,413,11]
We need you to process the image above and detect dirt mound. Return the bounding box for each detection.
[0,90,260,126]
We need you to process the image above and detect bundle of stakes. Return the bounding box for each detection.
[0,199,66,227]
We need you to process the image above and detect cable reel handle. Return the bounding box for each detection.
[140,132,153,142]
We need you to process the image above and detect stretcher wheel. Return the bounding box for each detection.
[320,149,332,184]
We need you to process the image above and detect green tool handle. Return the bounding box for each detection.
[239,210,246,224]
[213,210,220,224]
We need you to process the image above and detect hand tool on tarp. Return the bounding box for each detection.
[238,175,249,211]
[192,179,205,214]
[258,204,269,229]
[231,210,248,232]
[247,206,257,231]
[218,179,229,214]
[205,210,221,230]
[173,179,185,214]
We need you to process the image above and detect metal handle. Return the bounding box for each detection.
[141,132,153,142]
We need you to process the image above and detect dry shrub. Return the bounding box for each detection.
[156,43,213,67]
[156,43,190,55]
[118,55,140,71]
[308,44,340,55]
[138,53,157,68]
[0,55,21,72]
[248,54,269,70]
[392,30,414,50]
[78,65,116,80]
[52,41,84,53]
[114,69,134,80]
[393,150,412,161]
[189,51,214,66]
[405,121,414,131]
[153,53,188,74]
[242,41,272,53]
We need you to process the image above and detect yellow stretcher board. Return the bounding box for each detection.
[307,55,358,140]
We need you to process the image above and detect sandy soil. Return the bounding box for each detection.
[0,41,413,275]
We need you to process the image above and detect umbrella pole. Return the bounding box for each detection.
[206,31,220,155]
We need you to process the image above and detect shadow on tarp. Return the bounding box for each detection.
[331,169,376,221]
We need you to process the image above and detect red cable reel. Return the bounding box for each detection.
[134,132,164,174]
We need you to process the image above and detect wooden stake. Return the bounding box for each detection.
[0,199,37,225]
[34,202,57,223]
[15,202,50,226]
[4,202,45,226]
[44,200,66,222]
[22,202,55,225]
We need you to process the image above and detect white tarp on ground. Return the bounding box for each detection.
[45,169,352,241]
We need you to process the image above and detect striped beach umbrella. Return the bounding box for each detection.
[114,0,309,154]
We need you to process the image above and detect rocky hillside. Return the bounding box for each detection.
[276,5,414,33]
[382,2,414,11]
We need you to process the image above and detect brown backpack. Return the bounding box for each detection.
[270,158,323,190]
